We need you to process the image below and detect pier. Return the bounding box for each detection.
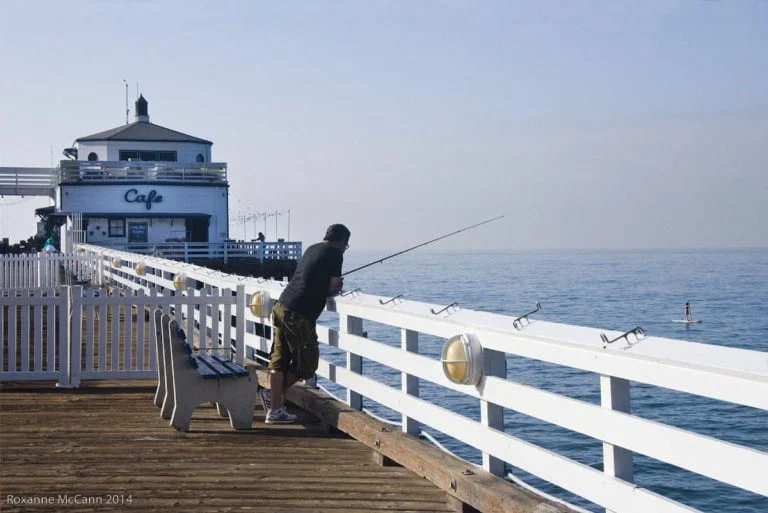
[1,247,767,513]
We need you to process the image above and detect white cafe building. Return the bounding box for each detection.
[53,95,228,251]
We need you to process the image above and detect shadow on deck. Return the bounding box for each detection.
[0,380,451,513]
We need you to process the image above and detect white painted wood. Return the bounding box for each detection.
[333,331,768,496]
[340,313,364,410]
[85,296,95,372]
[0,296,5,372]
[70,286,83,386]
[8,296,17,373]
[401,328,420,436]
[481,348,506,476]
[20,290,30,372]
[601,374,634,498]
[316,362,698,513]
[235,285,245,365]
[123,293,132,370]
[59,287,71,386]
[136,289,146,370]
[33,299,42,371]
[62,244,768,510]
[111,300,119,373]
[47,289,55,371]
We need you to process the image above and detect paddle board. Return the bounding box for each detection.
[672,319,703,324]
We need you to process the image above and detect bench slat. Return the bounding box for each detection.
[198,354,237,378]
[189,356,220,379]
[211,353,249,378]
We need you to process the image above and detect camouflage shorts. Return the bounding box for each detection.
[268,302,319,380]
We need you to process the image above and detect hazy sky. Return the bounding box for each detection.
[1,1,766,251]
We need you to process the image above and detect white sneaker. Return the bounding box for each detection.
[265,408,297,424]
[258,388,271,412]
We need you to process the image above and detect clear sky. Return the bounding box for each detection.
[1,1,766,251]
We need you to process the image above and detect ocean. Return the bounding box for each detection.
[317,248,768,513]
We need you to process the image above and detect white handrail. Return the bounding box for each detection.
[69,243,768,513]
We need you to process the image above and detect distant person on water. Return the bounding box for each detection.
[259,224,350,424]
[684,302,692,321]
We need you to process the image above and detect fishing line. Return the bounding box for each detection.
[342,215,505,277]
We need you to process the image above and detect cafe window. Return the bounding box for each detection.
[119,150,177,162]
[119,150,139,161]
[108,219,125,237]
[87,152,98,161]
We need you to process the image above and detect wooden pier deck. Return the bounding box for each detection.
[0,380,452,513]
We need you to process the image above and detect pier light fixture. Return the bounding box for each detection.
[441,333,483,386]
[135,262,146,276]
[249,290,272,318]
[111,257,122,268]
[173,272,187,290]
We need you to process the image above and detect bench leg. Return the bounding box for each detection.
[170,401,198,432]
[161,388,175,420]
[218,395,254,430]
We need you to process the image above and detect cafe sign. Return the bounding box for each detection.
[124,189,163,210]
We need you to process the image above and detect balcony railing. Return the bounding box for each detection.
[59,160,227,184]
[89,240,302,263]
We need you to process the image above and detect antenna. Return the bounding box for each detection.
[122,79,129,124]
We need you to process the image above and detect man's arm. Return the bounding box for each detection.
[328,276,343,296]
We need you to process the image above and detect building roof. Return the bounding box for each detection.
[76,121,213,145]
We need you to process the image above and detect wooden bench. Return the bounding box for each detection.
[153,311,257,431]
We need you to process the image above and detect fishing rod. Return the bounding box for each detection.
[342,215,505,277]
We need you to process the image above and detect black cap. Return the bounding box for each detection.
[324,224,351,243]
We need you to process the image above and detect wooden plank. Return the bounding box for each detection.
[0,380,453,513]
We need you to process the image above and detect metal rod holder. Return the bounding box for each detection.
[340,288,361,297]
[513,301,541,329]
[430,301,459,315]
[600,327,645,347]
[379,294,403,305]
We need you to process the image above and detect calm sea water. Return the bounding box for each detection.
[317,248,768,513]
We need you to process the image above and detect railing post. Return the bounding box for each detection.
[36,252,42,288]
[235,285,245,365]
[601,374,634,511]
[57,286,72,388]
[341,313,363,410]
[184,242,189,263]
[69,285,82,388]
[224,242,229,264]
[401,328,420,436]
[481,348,507,476]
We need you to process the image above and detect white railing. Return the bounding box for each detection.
[90,240,302,263]
[0,284,244,387]
[36,245,768,512]
[0,288,70,386]
[59,160,227,184]
[0,166,57,197]
[0,253,100,288]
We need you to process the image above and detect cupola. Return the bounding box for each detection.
[135,95,149,123]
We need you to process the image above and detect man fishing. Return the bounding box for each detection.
[259,224,350,424]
